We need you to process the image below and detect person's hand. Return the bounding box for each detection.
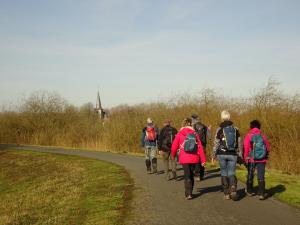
[237,156,244,165]
[208,125,212,131]
[201,162,206,167]
[159,150,163,155]
[211,157,216,166]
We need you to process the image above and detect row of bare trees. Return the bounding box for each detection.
[1,81,300,174]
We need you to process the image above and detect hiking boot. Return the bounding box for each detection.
[185,195,193,200]
[258,180,267,200]
[165,173,170,181]
[221,176,230,195]
[195,176,201,182]
[230,191,238,201]
[246,182,255,196]
[229,176,238,201]
[245,189,255,197]
[259,193,267,200]
[224,194,231,200]
[172,171,177,180]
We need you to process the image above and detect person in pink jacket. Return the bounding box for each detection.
[171,118,206,200]
[243,120,270,200]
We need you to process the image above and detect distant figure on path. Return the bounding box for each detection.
[171,118,206,200]
[158,119,178,180]
[243,120,270,200]
[212,111,242,201]
[141,118,159,174]
[191,113,211,181]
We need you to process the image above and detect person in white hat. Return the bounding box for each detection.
[141,118,159,174]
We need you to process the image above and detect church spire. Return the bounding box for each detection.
[96,91,102,110]
[95,91,105,119]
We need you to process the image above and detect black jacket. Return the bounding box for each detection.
[158,125,178,152]
[213,121,241,156]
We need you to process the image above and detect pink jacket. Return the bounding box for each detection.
[243,128,270,163]
[171,126,206,165]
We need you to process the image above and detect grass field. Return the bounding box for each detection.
[235,165,300,208]
[0,149,133,225]
[206,162,300,208]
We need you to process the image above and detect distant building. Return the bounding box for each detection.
[94,91,106,119]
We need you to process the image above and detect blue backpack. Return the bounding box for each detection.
[250,134,267,160]
[183,133,198,153]
[222,126,237,151]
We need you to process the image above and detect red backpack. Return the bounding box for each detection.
[146,127,156,141]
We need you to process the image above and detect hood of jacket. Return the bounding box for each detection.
[178,126,195,136]
[220,120,233,128]
[249,127,261,135]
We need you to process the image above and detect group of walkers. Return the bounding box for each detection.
[141,111,270,201]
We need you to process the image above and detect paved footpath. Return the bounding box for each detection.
[2,144,300,225]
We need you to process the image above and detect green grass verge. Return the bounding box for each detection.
[236,165,300,208]
[206,162,300,208]
[0,149,133,225]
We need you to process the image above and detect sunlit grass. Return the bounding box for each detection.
[236,165,300,208]
[206,162,300,208]
[0,149,133,225]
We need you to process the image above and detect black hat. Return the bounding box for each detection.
[191,113,198,119]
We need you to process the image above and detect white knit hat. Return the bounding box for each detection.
[147,118,153,124]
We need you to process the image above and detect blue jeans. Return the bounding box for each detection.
[217,155,237,177]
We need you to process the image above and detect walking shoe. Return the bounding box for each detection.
[165,173,170,181]
[185,195,193,200]
[224,194,231,200]
[259,193,267,200]
[195,176,201,182]
[172,171,177,180]
[153,169,157,174]
[245,189,255,197]
[147,169,151,174]
[230,192,238,201]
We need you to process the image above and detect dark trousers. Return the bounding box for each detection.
[182,164,196,197]
[247,162,266,195]
[195,163,205,178]
[247,162,266,182]
[194,148,206,178]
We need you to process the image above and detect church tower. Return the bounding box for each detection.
[95,91,105,119]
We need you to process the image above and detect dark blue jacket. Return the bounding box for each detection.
[141,125,159,147]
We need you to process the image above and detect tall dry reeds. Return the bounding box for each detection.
[1,82,300,174]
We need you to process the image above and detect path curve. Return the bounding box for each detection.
[2,144,299,225]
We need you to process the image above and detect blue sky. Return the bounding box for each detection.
[0,0,299,108]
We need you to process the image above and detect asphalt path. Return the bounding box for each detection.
[1,144,299,225]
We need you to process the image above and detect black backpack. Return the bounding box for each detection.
[161,126,176,151]
[194,123,207,147]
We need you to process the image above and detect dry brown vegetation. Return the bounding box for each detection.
[1,80,300,174]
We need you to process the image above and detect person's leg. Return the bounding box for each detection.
[150,146,158,173]
[246,162,255,196]
[227,155,238,201]
[257,163,267,200]
[199,147,206,180]
[170,154,177,180]
[145,147,152,173]
[182,164,193,199]
[190,164,196,193]
[218,155,230,199]
[162,151,170,180]
[194,160,201,181]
